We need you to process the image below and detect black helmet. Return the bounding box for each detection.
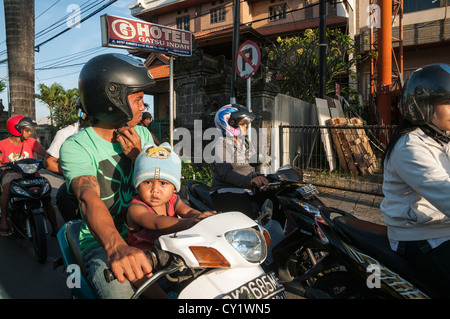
[400,64,450,126]
[78,53,155,126]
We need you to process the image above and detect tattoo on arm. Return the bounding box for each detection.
[71,175,100,199]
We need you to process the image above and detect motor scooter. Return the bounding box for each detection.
[57,212,286,299]
[303,206,441,298]
[186,165,329,285]
[0,157,52,263]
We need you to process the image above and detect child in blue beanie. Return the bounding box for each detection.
[126,142,216,250]
[125,142,216,297]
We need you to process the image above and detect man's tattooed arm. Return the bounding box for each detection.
[71,175,101,200]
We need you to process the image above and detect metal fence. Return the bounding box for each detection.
[279,123,397,195]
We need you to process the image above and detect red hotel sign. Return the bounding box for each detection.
[101,14,192,56]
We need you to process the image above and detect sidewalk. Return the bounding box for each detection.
[316,186,385,225]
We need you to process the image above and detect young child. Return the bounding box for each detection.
[125,142,216,297]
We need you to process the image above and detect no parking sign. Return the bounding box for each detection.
[235,40,261,79]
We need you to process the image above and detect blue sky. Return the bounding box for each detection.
[0,0,154,119]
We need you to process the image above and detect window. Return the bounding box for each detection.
[403,0,440,13]
[210,6,226,24]
[176,15,190,30]
[269,3,287,21]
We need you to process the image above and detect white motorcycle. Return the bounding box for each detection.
[103,211,286,299]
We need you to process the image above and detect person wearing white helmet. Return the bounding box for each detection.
[381,63,450,297]
[210,104,268,219]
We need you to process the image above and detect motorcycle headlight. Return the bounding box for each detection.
[18,163,38,174]
[225,227,267,263]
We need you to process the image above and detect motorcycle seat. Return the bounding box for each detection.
[188,181,215,210]
[66,220,88,277]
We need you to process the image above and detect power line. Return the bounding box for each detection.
[35,0,62,20]
[35,0,101,41]
[35,0,118,50]
[36,47,107,70]
[0,0,118,62]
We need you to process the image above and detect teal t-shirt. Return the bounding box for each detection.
[60,125,153,253]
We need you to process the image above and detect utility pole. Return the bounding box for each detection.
[318,0,326,99]
[230,0,240,104]
[4,0,36,119]
[377,0,392,125]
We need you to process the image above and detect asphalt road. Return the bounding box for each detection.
[0,170,70,299]
[0,170,309,299]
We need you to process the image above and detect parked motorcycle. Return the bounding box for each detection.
[0,157,52,263]
[304,206,441,299]
[57,212,286,299]
[186,165,329,285]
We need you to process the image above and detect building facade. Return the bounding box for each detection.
[129,0,450,131]
[129,0,351,146]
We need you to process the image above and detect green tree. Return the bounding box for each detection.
[0,78,6,94]
[267,28,363,109]
[52,88,79,128]
[36,83,79,129]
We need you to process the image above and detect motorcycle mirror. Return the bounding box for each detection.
[258,199,273,225]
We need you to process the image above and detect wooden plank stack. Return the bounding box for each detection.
[326,117,377,175]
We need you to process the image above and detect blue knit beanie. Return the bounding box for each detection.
[133,142,181,192]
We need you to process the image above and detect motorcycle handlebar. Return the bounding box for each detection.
[103,246,171,283]
[252,181,281,191]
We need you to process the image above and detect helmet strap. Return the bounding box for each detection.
[421,124,450,144]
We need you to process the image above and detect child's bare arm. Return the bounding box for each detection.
[128,204,199,234]
[175,200,218,219]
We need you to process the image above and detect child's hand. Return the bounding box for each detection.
[194,210,218,223]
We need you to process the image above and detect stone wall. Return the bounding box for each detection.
[173,45,280,163]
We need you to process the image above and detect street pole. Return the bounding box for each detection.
[377,0,392,125]
[230,0,240,104]
[319,0,326,99]
[169,55,174,146]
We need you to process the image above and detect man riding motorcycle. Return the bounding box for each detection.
[59,53,156,299]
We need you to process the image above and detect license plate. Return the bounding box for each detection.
[297,184,319,199]
[222,272,286,299]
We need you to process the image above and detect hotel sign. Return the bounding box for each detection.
[101,14,192,56]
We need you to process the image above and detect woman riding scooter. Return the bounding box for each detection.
[210,104,269,219]
[381,64,450,297]
[0,115,58,237]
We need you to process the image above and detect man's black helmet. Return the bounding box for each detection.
[400,64,450,125]
[78,53,155,126]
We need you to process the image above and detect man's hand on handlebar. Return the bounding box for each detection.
[107,245,153,283]
[250,176,269,191]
